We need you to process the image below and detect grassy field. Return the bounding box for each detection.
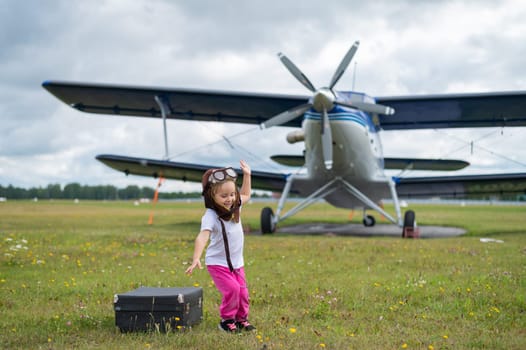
[1,200,525,349]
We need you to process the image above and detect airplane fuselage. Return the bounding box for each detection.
[300,105,393,209]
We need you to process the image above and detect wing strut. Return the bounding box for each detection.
[339,178,400,226]
[154,95,171,160]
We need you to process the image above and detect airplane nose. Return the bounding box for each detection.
[312,87,335,112]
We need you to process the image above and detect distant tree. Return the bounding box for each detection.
[102,185,118,200]
[118,185,141,199]
[0,185,28,199]
[47,184,62,199]
[141,186,155,198]
[63,183,82,199]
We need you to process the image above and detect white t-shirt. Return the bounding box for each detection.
[201,208,244,269]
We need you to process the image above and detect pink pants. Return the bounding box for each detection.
[207,265,250,321]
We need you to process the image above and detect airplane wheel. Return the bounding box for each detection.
[362,215,376,227]
[260,207,276,234]
[402,210,416,238]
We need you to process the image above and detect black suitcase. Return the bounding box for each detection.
[114,287,203,332]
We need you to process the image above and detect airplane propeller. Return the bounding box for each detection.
[277,52,316,92]
[329,41,359,89]
[260,41,395,169]
[261,103,312,129]
[321,108,333,169]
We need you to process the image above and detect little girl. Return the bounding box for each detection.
[185,160,256,333]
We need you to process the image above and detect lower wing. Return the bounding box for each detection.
[395,173,526,199]
[95,154,287,192]
[97,154,526,200]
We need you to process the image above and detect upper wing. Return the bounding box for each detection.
[42,80,308,127]
[43,81,526,130]
[95,154,288,192]
[377,91,526,130]
[395,173,526,199]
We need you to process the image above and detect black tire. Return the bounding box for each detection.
[260,207,275,234]
[362,214,376,227]
[403,210,415,228]
[402,210,416,237]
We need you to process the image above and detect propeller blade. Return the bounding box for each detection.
[336,100,395,115]
[278,53,316,92]
[329,41,359,89]
[321,108,333,169]
[260,103,312,129]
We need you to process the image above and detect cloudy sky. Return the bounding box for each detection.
[2,0,526,193]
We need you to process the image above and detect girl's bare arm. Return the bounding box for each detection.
[185,229,210,275]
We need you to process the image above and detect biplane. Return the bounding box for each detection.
[43,41,526,236]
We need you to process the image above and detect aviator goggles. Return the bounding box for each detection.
[208,167,237,184]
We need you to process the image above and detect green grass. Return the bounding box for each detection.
[1,200,525,349]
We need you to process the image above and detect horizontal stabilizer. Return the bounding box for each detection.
[271,155,469,171]
[270,155,304,167]
[384,158,469,171]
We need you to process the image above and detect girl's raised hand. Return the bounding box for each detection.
[240,160,251,175]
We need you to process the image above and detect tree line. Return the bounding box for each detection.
[0,183,206,200]
[3,182,523,202]
[0,183,272,201]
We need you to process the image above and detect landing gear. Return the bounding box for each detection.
[362,214,376,227]
[403,210,415,228]
[259,175,405,235]
[261,207,276,234]
[402,210,419,238]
